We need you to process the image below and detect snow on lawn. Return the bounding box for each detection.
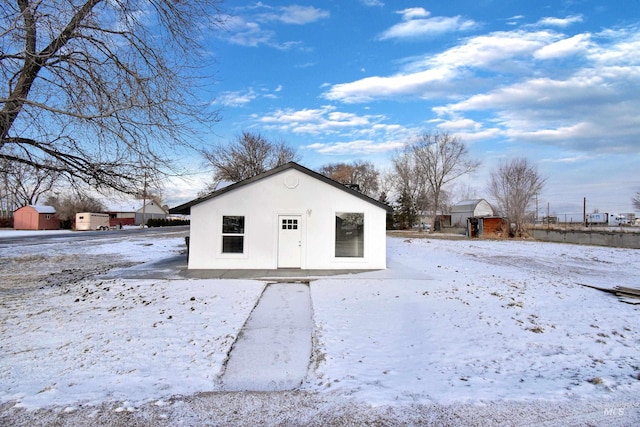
[0,230,264,409]
[1,231,639,415]
[0,278,265,409]
[307,237,640,404]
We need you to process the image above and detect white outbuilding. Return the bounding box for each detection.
[170,162,392,271]
[450,199,494,227]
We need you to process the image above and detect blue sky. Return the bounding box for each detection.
[170,0,640,215]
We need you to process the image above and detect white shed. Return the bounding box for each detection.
[450,199,494,227]
[170,162,391,270]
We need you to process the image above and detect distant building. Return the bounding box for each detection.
[13,205,60,230]
[450,199,494,227]
[135,201,169,225]
[107,210,136,227]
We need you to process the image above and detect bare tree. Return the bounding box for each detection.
[409,132,480,228]
[45,192,106,227]
[202,131,300,183]
[633,192,640,211]
[318,160,380,198]
[1,150,60,208]
[391,149,426,210]
[1,0,223,193]
[488,158,546,235]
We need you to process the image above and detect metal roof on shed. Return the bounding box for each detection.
[28,205,56,214]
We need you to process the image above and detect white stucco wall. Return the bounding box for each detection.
[188,168,387,270]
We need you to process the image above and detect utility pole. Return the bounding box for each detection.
[546,202,550,230]
[583,197,587,227]
[141,173,147,228]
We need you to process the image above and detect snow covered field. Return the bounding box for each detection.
[1,229,639,425]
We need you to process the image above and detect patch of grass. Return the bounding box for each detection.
[588,377,603,385]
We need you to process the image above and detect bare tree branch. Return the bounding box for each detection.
[318,160,380,198]
[201,131,300,184]
[401,132,480,228]
[632,192,640,211]
[488,157,546,235]
[1,0,223,194]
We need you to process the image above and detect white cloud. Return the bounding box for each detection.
[535,15,583,28]
[324,68,453,103]
[275,5,330,25]
[383,16,477,40]
[360,0,384,7]
[435,118,482,132]
[434,65,640,153]
[325,30,560,103]
[257,106,386,134]
[588,27,640,65]
[398,8,430,20]
[252,106,416,157]
[304,139,405,155]
[221,5,329,49]
[378,9,476,40]
[214,89,258,107]
[223,15,274,47]
[534,34,591,59]
[424,30,557,71]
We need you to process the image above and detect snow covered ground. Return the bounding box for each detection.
[0,229,639,425]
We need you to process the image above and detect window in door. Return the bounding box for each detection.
[282,218,298,230]
[222,215,245,253]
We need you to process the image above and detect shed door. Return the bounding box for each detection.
[278,215,302,268]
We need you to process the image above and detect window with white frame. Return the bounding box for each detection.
[222,216,245,253]
[335,212,364,257]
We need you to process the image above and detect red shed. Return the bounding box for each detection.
[13,205,60,230]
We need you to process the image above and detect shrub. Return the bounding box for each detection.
[146,218,190,227]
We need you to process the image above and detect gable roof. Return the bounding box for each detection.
[169,162,393,215]
[17,205,57,214]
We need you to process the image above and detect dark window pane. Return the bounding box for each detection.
[222,236,244,253]
[222,216,244,234]
[335,213,364,257]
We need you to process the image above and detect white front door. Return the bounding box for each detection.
[278,215,302,268]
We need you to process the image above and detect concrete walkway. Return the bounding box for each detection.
[221,282,313,391]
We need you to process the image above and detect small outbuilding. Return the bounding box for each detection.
[450,199,494,227]
[467,216,507,238]
[107,210,136,227]
[170,162,392,271]
[13,205,60,230]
